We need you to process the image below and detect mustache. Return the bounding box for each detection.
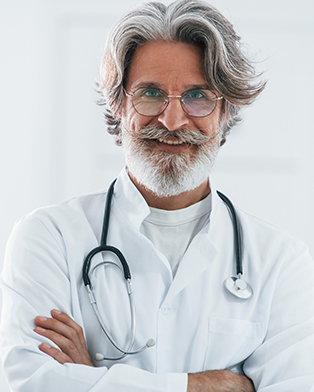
[131,125,220,146]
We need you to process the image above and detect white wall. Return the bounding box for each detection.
[1,0,314,390]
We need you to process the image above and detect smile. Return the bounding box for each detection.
[158,138,185,145]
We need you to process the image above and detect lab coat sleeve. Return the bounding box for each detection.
[0,214,187,392]
[243,241,314,391]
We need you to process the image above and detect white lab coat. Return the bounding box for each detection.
[1,168,314,392]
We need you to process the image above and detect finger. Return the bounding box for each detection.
[35,310,84,340]
[34,314,83,345]
[50,309,76,326]
[34,325,81,358]
[50,309,84,333]
[34,316,71,341]
[34,325,75,349]
[39,342,73,365]
[34,317,94,366]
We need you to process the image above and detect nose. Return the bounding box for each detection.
[157,97,190,131]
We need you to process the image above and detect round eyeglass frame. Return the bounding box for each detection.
[124,88,223,118]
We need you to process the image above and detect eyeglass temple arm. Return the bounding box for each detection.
[124,89,133,97]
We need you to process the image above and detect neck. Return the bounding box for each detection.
[128,172,211,210]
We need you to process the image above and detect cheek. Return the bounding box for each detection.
[196,101,224,136]
[194,116,221,137]
[200,102,223,136]
[123,108,154,132]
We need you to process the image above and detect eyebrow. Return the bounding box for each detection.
[131,82,211,92]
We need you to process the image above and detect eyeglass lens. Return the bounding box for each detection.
[131,88,218,118]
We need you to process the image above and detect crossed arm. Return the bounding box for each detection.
[34,310,255,392]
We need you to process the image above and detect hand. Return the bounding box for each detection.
[34,309,94,367]
[188,370,255,392]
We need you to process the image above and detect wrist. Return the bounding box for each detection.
[187,370,255,392]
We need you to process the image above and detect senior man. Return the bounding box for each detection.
[1,1,314,391]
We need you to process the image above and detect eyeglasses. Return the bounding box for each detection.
[125,87,223,118]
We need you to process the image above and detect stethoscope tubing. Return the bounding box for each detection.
[82,180,253,361]
[83,179,153,361]
[83,179,131,286]
[86,279,142,360]
[216,191,243,276]
[83,245,131,286]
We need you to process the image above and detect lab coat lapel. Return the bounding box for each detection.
[165,233,219,300]
[164,188,230,301]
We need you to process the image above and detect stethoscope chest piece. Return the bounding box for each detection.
[224,276,253,300]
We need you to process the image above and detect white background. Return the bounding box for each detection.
[1,0,314,390]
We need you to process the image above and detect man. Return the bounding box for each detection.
[1,1,314,391]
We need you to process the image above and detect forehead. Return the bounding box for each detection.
[125,41,208,91]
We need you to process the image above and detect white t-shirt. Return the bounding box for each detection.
[140,194,212,277]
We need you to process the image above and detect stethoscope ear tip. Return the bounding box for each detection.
[95,353,105,361]
[94,339,156,362]
[146,338,156,347]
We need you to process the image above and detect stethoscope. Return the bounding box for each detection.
[82,180,253,362]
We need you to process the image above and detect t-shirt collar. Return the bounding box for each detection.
[113,166,220,234]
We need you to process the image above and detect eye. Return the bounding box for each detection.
[184,89,207,100]
[138,88,162,99]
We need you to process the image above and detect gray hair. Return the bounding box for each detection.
[98,0,266,145]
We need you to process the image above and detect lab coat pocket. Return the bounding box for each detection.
[203,317,265,371]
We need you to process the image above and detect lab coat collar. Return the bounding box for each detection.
[114,167,151,231]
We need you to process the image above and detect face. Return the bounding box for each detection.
[121,41,224,197]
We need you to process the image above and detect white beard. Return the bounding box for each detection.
[121,124,221,198]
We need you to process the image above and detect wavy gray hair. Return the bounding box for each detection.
[98,0,266,145]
